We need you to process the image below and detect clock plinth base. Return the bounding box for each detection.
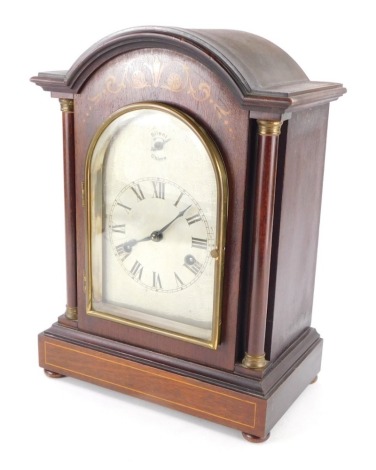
[38,323,322,441]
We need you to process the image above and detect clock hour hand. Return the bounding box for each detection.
[122,235,152,253]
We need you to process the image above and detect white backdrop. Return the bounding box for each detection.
[1,1,375,468]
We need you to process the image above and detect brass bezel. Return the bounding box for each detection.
[85,102,228,349]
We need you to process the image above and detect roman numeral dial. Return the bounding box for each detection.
[108,177,214,293]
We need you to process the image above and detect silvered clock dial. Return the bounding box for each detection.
[87,103,228,348]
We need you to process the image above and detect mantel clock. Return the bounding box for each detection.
[32,27,345,442]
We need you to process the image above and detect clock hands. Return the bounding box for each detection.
[119,204,193,253]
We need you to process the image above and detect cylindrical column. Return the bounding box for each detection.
[242,120,282,369]
[59,98,77,320]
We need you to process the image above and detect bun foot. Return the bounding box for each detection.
[44,369,65,378]
[242,432,270,443]
[310,375,318,384]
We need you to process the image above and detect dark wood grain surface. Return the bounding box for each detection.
[266,105,330,361]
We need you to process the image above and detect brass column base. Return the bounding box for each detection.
[65,305,78,320]
[242,353,268,369]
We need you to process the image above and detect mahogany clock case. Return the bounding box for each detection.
[32,27,345,441]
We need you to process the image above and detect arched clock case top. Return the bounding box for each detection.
[32,27,345,442]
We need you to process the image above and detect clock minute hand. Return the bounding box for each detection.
[157,204,192,234]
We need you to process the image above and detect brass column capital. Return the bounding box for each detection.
[257,120,282,136]
[59,98,74,113]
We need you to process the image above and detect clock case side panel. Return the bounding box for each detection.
[73,48,250,371]
[265,104,330,361]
